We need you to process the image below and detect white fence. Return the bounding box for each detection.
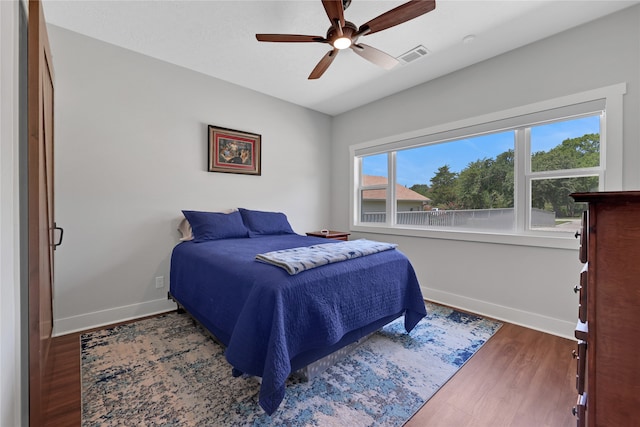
[361,208,556,230]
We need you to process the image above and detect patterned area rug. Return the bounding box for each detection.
[81,302,501,426]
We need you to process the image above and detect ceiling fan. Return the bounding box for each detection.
[256,0,436,79]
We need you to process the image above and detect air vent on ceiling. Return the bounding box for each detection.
[397,45,429,64]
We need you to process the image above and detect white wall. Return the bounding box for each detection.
[48,26,332,335]
[331,6,640,338]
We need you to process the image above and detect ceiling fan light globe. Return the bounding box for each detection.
[333,37,352,50]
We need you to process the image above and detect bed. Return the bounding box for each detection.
[169,208,427,414]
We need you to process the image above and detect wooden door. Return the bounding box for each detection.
[28,0,56,424]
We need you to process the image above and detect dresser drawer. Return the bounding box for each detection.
[578,211,588,263]
[574,340,587,394]
[578,265,588,323]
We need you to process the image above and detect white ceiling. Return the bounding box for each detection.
[42,0,639,116]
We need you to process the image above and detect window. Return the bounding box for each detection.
[357,115,600,234]
[351,84,625,246]
[527,116,601,232]
[359,154,388,224]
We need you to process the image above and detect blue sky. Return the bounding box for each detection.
[362,115,600,188]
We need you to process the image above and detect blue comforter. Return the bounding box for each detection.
[169,234,426,414]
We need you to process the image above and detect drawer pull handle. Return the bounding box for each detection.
[572,406,578,416]
[573,285,580,294]
[572,350,578,359]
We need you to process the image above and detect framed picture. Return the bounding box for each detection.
[208,125,261,175]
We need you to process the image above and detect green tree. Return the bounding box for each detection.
[532,133,599,172]
[457,158,490,209]
[429,165,459,208]
[531,134,599,217]
[492,149,515,208]
[456,150,514,209]
[409,183,430,197]
[420,133,595,216]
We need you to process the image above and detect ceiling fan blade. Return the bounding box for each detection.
[359,0,436,36]
[322,0,345,30]
[351,43,399,70]
[308,49,339,80]
[256,34,327,43]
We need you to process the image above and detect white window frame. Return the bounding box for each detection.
[523,114,604,235]
[349,84,626,249]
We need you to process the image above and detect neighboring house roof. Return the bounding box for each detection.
[362,175,430,202]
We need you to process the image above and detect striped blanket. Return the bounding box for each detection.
[255,239,398,275]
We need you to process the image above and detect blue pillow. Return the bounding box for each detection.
[181,210,249,242]
[239,208,296,237]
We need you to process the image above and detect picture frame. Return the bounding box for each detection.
[208,125,261,175]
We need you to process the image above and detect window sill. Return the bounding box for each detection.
[350,224,580,250]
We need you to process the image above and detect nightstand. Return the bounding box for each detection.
[306,230,350,241]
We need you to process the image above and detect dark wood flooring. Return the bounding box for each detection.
[43,315,577,426]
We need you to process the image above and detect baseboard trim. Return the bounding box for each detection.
[53,298,177,336]
[424,287,575,340]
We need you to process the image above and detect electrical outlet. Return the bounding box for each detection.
[155,276,165,289]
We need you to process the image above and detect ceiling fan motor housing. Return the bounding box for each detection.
[326,21,358,46]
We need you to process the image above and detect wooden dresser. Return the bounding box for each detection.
[570,191,640,427]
